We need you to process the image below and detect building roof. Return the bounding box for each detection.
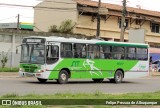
[75,0,160,18]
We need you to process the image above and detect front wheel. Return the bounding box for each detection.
[37,78,47,83]
[92,79,104,83]
[57,70,69,84]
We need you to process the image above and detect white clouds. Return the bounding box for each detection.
[0,0,41,23]
[0,0,159,23]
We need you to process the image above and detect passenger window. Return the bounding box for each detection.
[46,45,59,64]
[126,47,136,60]
[87,45,99,59]
[101,46,111,59]
[112,47,125,59]
[73,44,86,58]
[61,43,72,58]
[136,48,148,60]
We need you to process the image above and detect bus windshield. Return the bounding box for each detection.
[20,44,45,64]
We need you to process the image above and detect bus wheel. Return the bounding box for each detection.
[57,70,69,84]
[92,79,104,83]
[37,78,47,83]
[114,70,123,83]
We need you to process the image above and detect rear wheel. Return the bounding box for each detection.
[92,78,104,83]
[37,78,47,83]
[57,70,69,84]
[109,70,123,83]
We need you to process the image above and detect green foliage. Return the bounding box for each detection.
[48,19,75,33]
[1,51,8,68]
[48,25,58,33]
[0,67,19,72]
[59,20,74,33]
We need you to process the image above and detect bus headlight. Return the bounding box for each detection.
[19,68,24,72]
[37,70,44,73]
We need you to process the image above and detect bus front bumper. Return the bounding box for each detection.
[19,71,47,78]
[19,71,35,77]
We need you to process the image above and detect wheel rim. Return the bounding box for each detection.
[116,72,122,82]
[61,73,66,81]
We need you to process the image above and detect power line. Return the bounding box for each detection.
[0,16,16,22]
[0,3,77,11]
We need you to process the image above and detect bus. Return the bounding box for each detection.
[18,36,149,84]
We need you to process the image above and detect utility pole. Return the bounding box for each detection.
[96,0,101,39]
[120,0,127,42]
[17,14,20,30]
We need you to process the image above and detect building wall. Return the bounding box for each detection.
[75,15,160,44]
[0,34,22,67]
[34,1,160,45]
[34,0,77,32]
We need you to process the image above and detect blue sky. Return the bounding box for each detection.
[0,0,159,23]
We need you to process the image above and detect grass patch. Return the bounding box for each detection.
[0,67,19,72]
[1,91,160,107]
[1,91,160,99]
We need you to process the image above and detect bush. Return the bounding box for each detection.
[0,67,19,72]
[59,19,74,33]
[48,25,58,33]
[48,19,75,34]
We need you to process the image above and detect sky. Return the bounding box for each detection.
[0,0,160,23]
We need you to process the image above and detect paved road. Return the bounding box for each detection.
[0,76,160,96]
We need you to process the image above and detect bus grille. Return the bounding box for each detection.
[22,65,38,73]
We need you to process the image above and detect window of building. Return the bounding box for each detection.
[151,23,160,33]
[119,19,129,28]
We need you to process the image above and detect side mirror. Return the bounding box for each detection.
[16,48,18,54]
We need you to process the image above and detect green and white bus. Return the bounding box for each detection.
[19,36,149,84]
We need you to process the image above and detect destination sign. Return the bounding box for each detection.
[26,39,41,43]
[23,38,45,44]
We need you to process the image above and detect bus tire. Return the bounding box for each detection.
[92,79,104,83]
[57,70,69,84]
[114,70,123,83]
[37,78,47,83]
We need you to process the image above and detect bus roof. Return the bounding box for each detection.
[24,36,149,48]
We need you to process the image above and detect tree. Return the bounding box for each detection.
[1,51,8,68]
[48,19,75,33]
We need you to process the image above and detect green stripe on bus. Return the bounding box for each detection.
[96,42,148,48]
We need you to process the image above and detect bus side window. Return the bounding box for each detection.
[136,48,148,60]
[126,47,136,60]
[46,45,59,64]
[61,43,72,58]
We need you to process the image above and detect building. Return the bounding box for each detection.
[34,0,160,47]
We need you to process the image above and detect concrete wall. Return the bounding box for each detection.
[34,0,77,32]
